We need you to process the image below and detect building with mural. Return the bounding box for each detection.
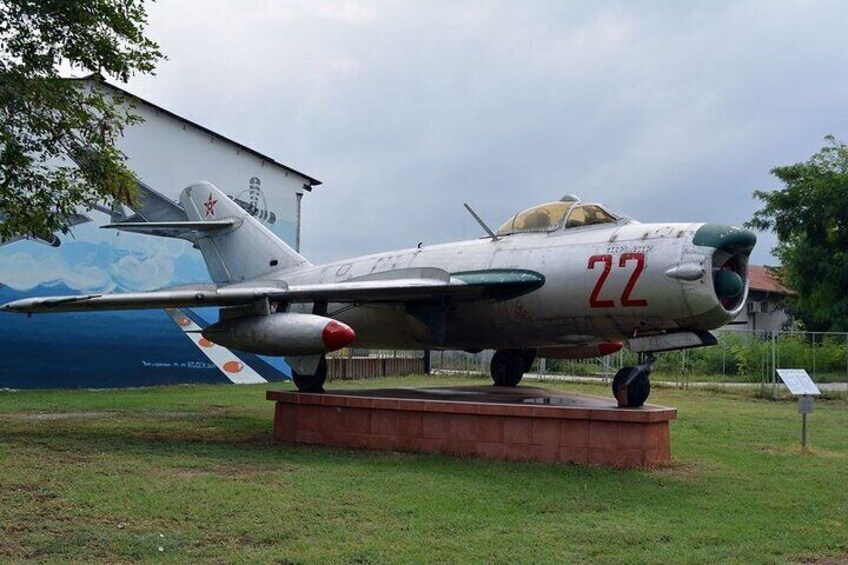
[0,78,320,388]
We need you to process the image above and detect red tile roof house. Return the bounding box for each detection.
[729,266,796,333]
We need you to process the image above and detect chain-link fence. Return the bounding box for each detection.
[426,330,848,390]
[339,330,848,396]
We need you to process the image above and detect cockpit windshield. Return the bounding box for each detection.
[496,199,620,236]
[564,204,617,228]
[497,201,571,235]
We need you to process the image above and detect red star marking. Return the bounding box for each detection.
[203,194,218,218]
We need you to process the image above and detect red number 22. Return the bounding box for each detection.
[588,252,648,308]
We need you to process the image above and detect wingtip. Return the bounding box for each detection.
[0,297,46,314]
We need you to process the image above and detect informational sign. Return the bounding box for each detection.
[776,369,821,396]
[776,369,820,449]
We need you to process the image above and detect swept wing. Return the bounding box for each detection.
[0,268,545,314]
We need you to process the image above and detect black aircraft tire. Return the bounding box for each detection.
[292,357,328,393]
[612,367,651,408]
[520,349,537,373]
[491,350,525,387]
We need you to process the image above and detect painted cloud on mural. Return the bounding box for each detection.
[0,237,204,293]
[0,248,113,292]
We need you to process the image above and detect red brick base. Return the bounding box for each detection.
[266,386,676,468]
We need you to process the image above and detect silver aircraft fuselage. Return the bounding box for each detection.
[282,220,749,351]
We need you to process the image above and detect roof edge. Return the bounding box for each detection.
[748,265,796,296]
[69,75,322,189]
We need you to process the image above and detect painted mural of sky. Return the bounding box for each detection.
[122,1,848,266]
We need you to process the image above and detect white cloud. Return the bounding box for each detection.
[0,251,113,292]
[109,252,176,292]
[0,241,184,293]
[118,1,848,265]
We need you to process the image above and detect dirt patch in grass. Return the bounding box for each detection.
[143,410,200,418]
[748,442,796,455]
[1,411,121,421]
[791,554,848,564]
[746,442,846,459]
[801,447,846,459]
[0,409,210,422]
[161,462,294,479]
[647,460,706,481]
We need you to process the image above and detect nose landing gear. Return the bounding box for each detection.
[612,353,655,408]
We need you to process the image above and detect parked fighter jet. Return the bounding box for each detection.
[0,182,756,407]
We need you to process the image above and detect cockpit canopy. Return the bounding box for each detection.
[496,195,623,236]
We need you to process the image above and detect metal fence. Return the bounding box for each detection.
[338,330,848,397]
[326,349,425,381]
[426,330,848,389]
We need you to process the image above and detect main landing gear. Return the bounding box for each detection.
[612,353,655,408]
[490,349,536,387]
[292,355,328,393]
[292,300,331,393]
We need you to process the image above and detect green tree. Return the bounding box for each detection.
[0,0,162,241]
[748,136,848,331]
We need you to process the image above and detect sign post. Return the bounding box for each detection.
[776,369,821,450]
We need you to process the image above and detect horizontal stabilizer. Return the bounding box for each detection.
[126,179,189,222]
[101,220,236,239]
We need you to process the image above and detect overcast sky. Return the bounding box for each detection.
[124,0,848,265]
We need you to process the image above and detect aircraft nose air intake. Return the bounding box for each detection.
[693,223,757,313]
[322,320,356,352]
[692,224,757,254]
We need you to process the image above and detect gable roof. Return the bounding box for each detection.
[73,75,321,189]
[749,265,795,296]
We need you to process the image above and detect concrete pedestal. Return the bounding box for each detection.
[266,385,676,468]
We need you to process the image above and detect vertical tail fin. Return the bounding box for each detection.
[180,181,310,283]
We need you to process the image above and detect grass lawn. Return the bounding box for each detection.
[0,375,846,564]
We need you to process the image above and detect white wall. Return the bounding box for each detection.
[118,100,309,248]
[731,298,790,333]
